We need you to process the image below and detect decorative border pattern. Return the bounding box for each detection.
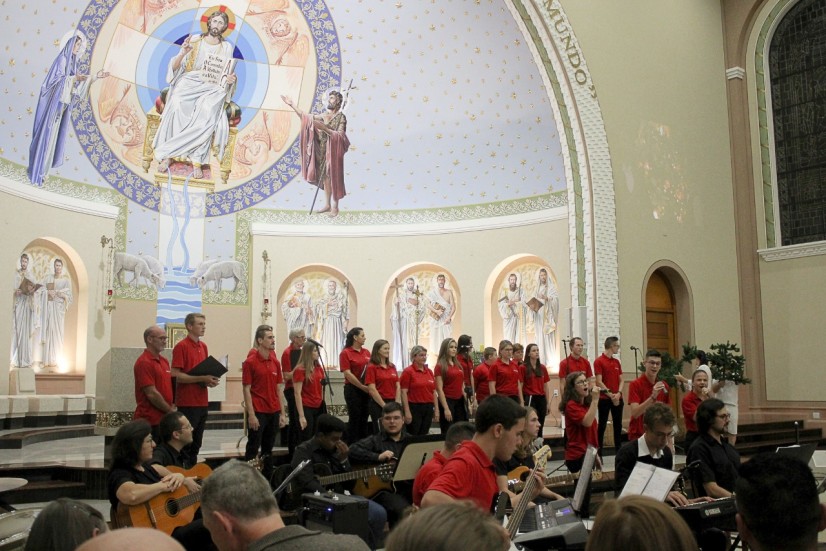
[758,241,826,261]
[72,0,341,217]
[95,410,134,429]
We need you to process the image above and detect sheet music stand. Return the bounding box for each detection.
[571,446,597,517]
[392,435,444,482]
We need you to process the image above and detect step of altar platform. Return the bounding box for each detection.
[0,425,96,449]
[204,411,244,430]
[734,419,823,456]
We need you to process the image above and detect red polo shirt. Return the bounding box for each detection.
[628,374,670,441]
[426,441,498,512]
[559,355,593,380]
[473,363,492,402]
[434,362,465,400]
[594,354,623,398]
[682,391,703,432]
[133,350,173,425]
[293,364,325,408]
[489,359,521,397]
[365,363,399,401]
[172,336,209,407]
[564,400,599,461]
[280,344,300,390]
[339,346,371,384]
[400,364,436,404]
[456,354,474,386]
[521,363,550,396]
[412,450,447,506]
[242,349,283,414]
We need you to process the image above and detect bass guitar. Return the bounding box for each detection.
[504,445,551,541]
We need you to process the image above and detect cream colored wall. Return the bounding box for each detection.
[560,0,743,358]
[759,255,825,402]
[0,185,116,395]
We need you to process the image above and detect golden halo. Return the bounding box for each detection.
[200,5,236,37]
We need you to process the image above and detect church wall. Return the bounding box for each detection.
[559,0,743,363]
[0,184,116,395]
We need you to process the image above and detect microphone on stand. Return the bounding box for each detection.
[794,421,800,445]
[630,346,639,351]
[307,338,324,349]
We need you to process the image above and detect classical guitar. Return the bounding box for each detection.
[281,462,395,509]
[117,458,262,534]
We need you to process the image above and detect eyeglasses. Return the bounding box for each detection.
[575,380,588,386]
[179,424,193,431]
[646,361,662,366]
[652,430,676,438]
[716,413,731,420]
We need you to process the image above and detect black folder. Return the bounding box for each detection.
[188,355,228,378]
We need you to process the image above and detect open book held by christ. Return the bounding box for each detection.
[199,49,236,100]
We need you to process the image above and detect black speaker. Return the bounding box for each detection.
[301,492,370,543]
[512,522,588,550]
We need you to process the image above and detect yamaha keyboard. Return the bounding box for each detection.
[675,497,737,533]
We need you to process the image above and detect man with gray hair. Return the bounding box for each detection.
[201,460,369,551]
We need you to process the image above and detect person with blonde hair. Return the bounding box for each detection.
[386,502,509,551]
[586,495,698,551]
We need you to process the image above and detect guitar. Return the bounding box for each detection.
[116,458,262,534]
[504,445,551,541]
[281,462,395,509]
[507,467,604,493]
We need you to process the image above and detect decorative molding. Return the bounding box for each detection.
[726,66,746,80]
[95,411,134,429]
[757,241,826,261]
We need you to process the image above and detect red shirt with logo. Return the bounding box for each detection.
[133,350,173,425]
[172,337,209,407]
[242,349,283,414]
[400,364,436,404]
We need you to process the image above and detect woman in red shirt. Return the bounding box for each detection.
[488,340,523,404]
[400,345,438,435]
[560,371,600,515]
[521,343,552,432]
[339,327,371,443]
[456,334,476,415]
[293,340,326,442]
[365,339,400,432]
[435,338,467,434]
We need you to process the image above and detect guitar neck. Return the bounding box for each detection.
[317,466,379,486]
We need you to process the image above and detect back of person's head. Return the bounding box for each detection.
[457,334,472,353]
[111,419,152,469]
[201,460,278,522]
[642,402,675,430]
[159,410,186,443]
[24,498,106,551]
[695,398,724,434]
[76,527,183,551]
[586,496,697,551]
[385,502,508,551]
[736,453,825,551]
[475,394,526,433]
[444,421,475,452]
[316,414,346,435]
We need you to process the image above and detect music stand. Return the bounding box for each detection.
[571,446,597,517]
[392,435,444,482]
[272,459,311,497]
[775,443,817,464]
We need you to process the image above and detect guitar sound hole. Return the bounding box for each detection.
[166,500,179,516]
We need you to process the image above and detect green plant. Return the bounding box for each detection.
[637,351,682,388]
[679,342,699,367]
[707,341,750,385]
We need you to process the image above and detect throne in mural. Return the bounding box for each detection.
[142,88,242,191]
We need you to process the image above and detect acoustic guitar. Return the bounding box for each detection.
[507,466,604,493]
[280,462,395,510]
[116,458,261,534]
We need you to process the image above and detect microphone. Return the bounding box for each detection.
[681,460,702,472]
[630,346,639,351]
[307,338,324,349]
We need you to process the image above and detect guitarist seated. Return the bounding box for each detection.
[349,401,412,528]
[291,414,388,549]
[151,411,195,470]
[108,419,214,551]
[495,406,563,504]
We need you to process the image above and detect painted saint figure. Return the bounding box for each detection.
[427,274,455,357]
[390,277,425,370]
[27,30,108,185]
[282,90,349,217]
[498,273,527,345]
[315,280,348,367]
[11,254,40,368]
[40,258,73,368]
[154,9,237,180]
[532,268,559,366]
[281,280,314,340]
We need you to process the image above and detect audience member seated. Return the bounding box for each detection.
[385,502,509,551]
[495,406,563,504]
[349,401,412,527]
[585,495,698,551]
[686,398,740,498]
[736,452,826,551]
[151,411,195,470]
[290,414,387,548]
[23,498,106,551]
[107,419,212,551]
[412,421,475,507]
[76,527,184,551]
[200,460,369,551]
